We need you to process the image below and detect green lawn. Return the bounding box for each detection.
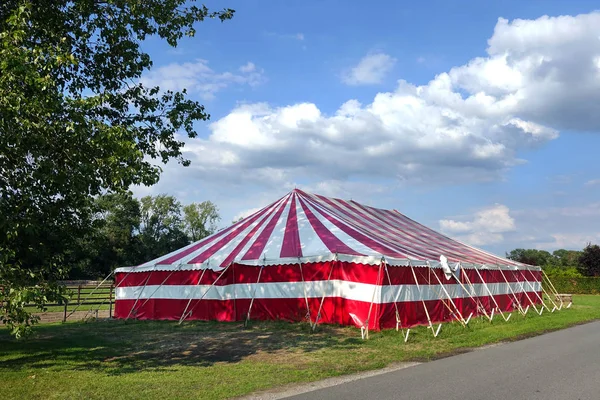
[2,295,599,400]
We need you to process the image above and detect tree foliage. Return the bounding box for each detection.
[505,248,554,267]
[0,0,233,337]
[578,243,600,277]
[70,194,220,280]
[183,201,220,241]
[139,194,189,261]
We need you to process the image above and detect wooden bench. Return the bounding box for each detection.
[555,294,572,304]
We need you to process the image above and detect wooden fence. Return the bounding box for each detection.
[4,282,115,323]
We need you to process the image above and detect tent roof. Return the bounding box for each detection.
[116,189,534,273]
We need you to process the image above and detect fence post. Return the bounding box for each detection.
[77,285,81,304]
[109,284,113,319]
[63,300,68,323]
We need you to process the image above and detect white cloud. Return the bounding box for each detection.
[585,179,600,186]
[141,59,266,100]
[342,52,397,85]
[264,32,305,41]
[440,204,516,246]
[134,12,600,248]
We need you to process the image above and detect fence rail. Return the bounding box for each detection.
[7,282,115,323]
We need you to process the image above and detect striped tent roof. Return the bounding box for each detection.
[117,189,530,273]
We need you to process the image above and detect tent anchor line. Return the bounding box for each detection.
[311,254,336,332]
[298,258,312,324]
[410,261,442,338]
[244,264,265,328]
[473,266,512,322]
[178,263,232,325]
[513,268,543,316]
[427,261,472,327]
[384,259,410,342]
[125,271,153,320]
[178,267,210,324]
[357,258,384,340]
[458,265,493,322]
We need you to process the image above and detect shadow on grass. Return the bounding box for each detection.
[0,318,363,375]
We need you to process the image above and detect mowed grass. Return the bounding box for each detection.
[1,295,599,400]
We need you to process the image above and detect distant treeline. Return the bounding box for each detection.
[70,194,600,281]
[506,245,600,278]
[67,192,220,279]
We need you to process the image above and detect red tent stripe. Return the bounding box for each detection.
[279,194,303,258]
[241,195,290,260]
[301,195,408,259]
[187,195,290,264]
[313,194,437,259]
[219,208,275,267]
[159,194,284,265]
[298,197,364,256]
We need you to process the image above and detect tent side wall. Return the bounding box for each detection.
[113,261,542,329]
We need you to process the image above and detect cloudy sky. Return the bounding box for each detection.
[132,0,600,256]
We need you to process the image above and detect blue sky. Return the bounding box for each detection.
[133,0,600,256]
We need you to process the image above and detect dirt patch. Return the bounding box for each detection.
[34,310,110,324]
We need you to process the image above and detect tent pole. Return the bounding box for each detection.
[178,267,209,324]
[125,271,153,320]
[512,267,544,315]
[513,268,543,315]
[67,269,115,319]
[361,259,383,340]
[520,268,551,313]
[473,266,511,322]
[459,266,492,322]
[298,258,312,324]
[539,270,561,311]
[496,265,528,316]
[135,264,184,314]
[426,262,469,327]
[542,269,565,309]
[312,258,335,331]
[244,265,265,327]
[410,262,442,338]
[384,261,409,342]
[178,263,231,325]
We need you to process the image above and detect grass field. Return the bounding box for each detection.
[2,295,599,400]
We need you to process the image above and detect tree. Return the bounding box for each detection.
[505,248,553,266]
[0,1,233,337]
[69,193,143,279]
[578,243,600,277]
[139,195,189,261]
[183,201,220,241]
[552,249,582,268]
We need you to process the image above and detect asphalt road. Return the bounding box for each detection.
[286,321,600,400]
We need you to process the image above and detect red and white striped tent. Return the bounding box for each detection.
[114,189,543,331]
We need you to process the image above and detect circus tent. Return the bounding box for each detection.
[113,189,550,335]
